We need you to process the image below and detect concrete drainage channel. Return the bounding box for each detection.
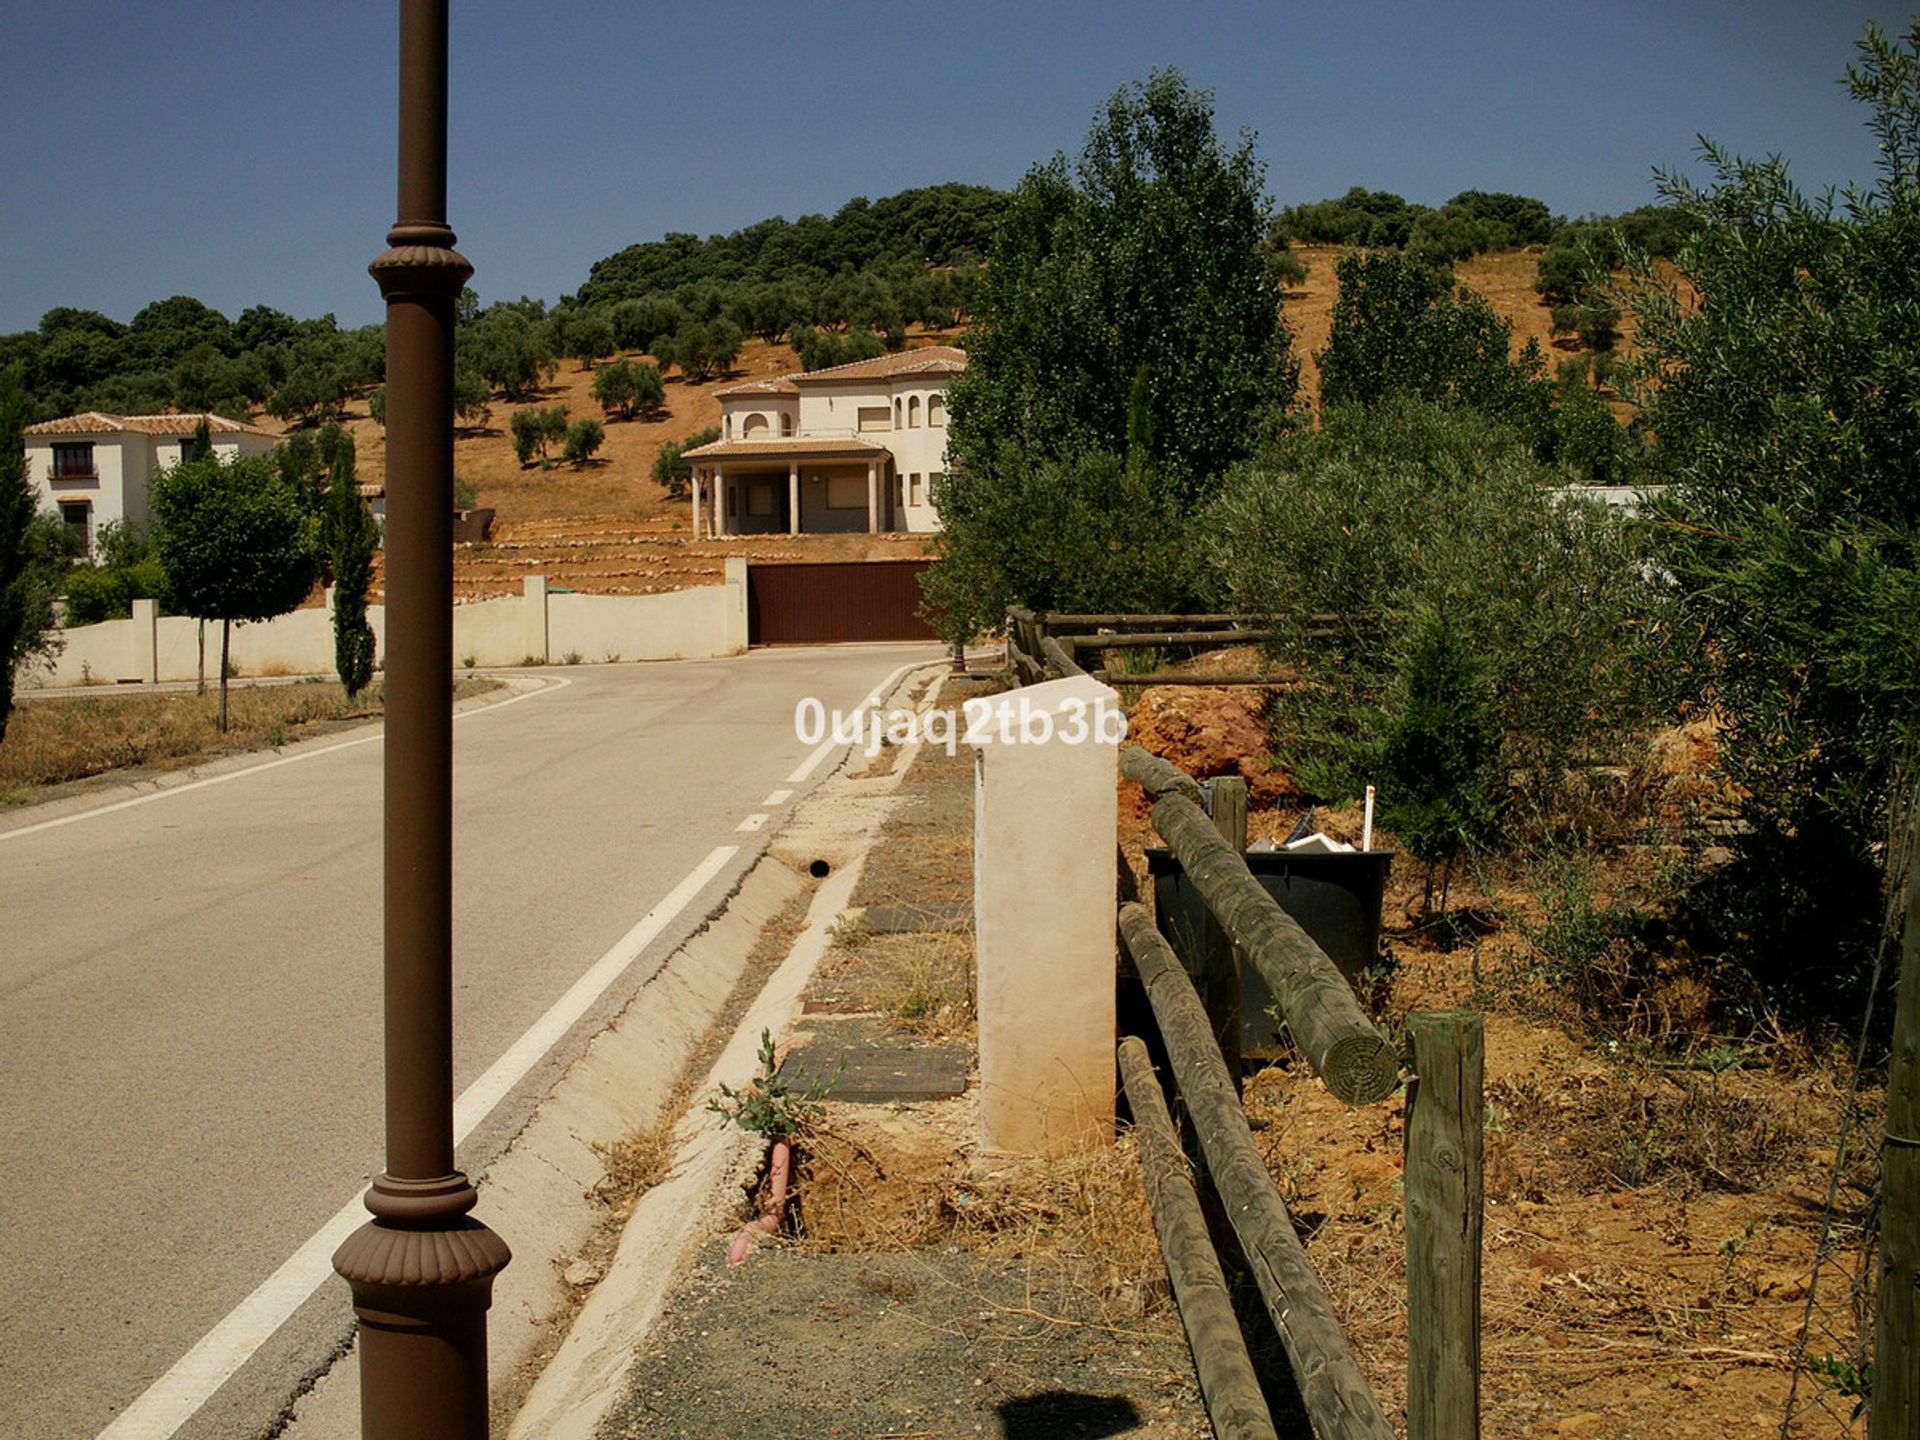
[279,661,949,1440]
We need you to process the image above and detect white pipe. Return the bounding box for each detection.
[1362,785,1375,852]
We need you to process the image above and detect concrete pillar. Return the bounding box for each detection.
[130,597,159,684]
[866,459,879,533]
[691,472,704,539]
[523,575,548,664]
[723,556,749,653]
[972,673,1123,1155]
[713,465,727,537]
[788,462,801,535]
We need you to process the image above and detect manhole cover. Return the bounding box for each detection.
[780,1043,970,1103]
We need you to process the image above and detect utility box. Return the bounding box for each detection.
[1146,846,1393,1061]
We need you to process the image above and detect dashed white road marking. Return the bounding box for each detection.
[761,788,793,807]
[736,813,768,833]
[784,658,931,785]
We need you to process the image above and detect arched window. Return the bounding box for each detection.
[907,395,921,428]
[893,398,902,428]
[781,411,794,436]
[928,393,946,427]
[743,413,769,437]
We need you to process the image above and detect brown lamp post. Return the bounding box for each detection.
[331,3,510,1436]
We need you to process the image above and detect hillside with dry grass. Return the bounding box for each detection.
[265,248,1609,600]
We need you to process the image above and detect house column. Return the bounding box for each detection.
[691,470,704,539]
[866,459,879,533]
[788,462,801,536]
[713,465,727,536]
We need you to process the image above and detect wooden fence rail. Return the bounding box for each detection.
[1120,903,1400,1440]
[1118,1036,1279,1440]
[1119,744,1207,806]
[1005,610,1487,1437]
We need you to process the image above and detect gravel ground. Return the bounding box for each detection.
[599,1248,1210,1440]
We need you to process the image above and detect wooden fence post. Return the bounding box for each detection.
[1873,846,1920,1440]
[1204,776,1249,1081]
[1406,1011,1484,1440]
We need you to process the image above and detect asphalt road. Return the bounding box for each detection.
[0,644,938,1440]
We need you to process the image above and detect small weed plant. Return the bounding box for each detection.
[708,1030,830,1140]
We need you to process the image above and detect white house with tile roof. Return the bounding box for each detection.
[22,411,278,557]
[682,345,963,537]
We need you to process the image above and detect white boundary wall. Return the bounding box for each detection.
[30,559,750,686]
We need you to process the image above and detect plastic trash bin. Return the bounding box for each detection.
[1145,845,1393,1060]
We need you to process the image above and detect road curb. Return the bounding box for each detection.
[273,661,947,1440]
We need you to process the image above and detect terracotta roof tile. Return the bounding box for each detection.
[793,345,968,383]
[712,344,967,401]
[22,411,277,438]
[713,376,801,398]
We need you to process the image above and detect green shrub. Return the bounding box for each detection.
[1204,398,1660,835]
[1375,607,1501,906]
[64,559,168,624]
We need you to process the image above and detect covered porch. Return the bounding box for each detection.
[684,436,899,537]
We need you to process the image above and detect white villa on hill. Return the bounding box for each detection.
[23,411,277,557]
[683,345,964,536]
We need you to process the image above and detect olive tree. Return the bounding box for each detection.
[1622,21,1920,1009]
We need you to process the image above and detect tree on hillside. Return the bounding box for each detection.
[662,318,743,381]
[1624,20,1920,1011]
[792,325,886,373]
[557,309,617,370]
[266,353,349,426]
[610,296,684,355]
[1318,250,1549,430]
[564,418,605,465]
[323,433,378,698]
[460,306,556,401]
[652,427,720,497]
[592,358,666,420]
[927,69,1296,643]
[510,405,570,467]
[0,362,75,743]
[152,453,319,731]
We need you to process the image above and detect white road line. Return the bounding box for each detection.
[93,841,738,1440]
[760,788,793,807]
[783,658,932,785]
[736,813,768,833]
[2,677,570,844]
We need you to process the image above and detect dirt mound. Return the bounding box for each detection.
[1122,685,1295,814]
[1632,717,1739,826]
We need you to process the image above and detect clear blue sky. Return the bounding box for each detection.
[0,0,1901,332]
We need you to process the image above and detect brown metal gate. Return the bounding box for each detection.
[747,559,939,645]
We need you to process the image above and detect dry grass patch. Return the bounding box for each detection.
[1,677,499,798]
[796,1112,1176,1332]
